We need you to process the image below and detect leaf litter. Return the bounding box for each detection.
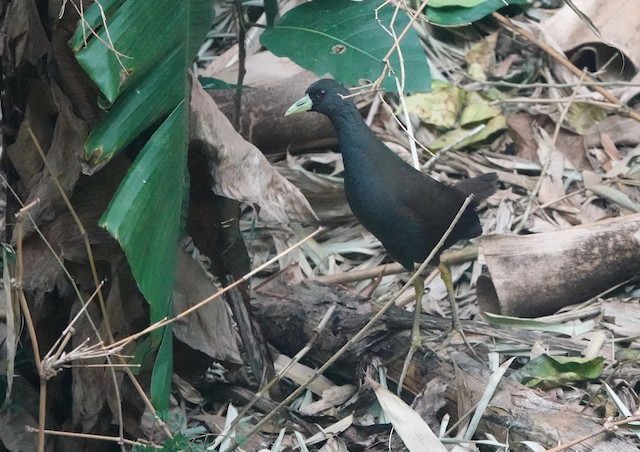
[192,3,640,451]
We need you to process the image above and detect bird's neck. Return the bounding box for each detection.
[329,107,384,166]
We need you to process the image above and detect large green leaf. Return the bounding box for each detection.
[426,0,528,26]
[83,46,184,166]
[72,0,212,410]
[74,0,209,103]
[261,0,430,93]
[99,102,187,316]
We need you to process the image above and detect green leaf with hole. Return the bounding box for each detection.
[426,0,529,26]
[261,0,430,93]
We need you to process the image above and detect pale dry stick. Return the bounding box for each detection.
[211,304,337,450]
[1,176,164,445]
[44,281,104,364]
[375,1,408,93]
[376,93,434,158]
[108,227,324,351]
[479,79,640,89]
[24,426,158,449]
[14,202,46,452]
[513,71,586,234]
[365,93,382,127]
[512,188,586,225]
[26,127,129,447]
[396,77,420,170]
[546,414,640,452]
[372,0,430,91]
[496,97,618,109]
[312,245,477,286]
[227,196,475,451]
[492,12,640,123]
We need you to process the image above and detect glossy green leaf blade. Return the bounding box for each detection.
[75,0,188,102]
[426,0,528,26]
[151,326,174,411]
[69,0,125,51]
[99,101,187,322]
[84,46,184,165]
[264,0,278,27]
[429,0,485,7]
[261,0,430,93]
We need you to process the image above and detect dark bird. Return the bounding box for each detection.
[286,78,497,337]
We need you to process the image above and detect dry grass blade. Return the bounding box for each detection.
[367,376,447,452]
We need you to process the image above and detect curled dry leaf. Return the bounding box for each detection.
[189,76,318,224]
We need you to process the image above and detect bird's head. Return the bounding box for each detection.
[285,79,353,117]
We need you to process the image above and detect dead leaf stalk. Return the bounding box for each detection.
[27,126,130,447]
[24,426,158,448]
[546,413,640,452]
[15,202,46,452]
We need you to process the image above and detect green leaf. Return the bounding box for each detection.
[482,312,595,336]
[151,326,174,411]
[429,114,506,150]
[72,0,210,413]
[261,0,430,93]
[83,46,184,165]
[566,102,608,135]
[69,0,125,52]
[429,0,485,7]
[74,0,211,103]
[514,355,604,389]
[426,0,528,26]
[99,102,187,323]
[198,77,246,90]
[264,0,278,27]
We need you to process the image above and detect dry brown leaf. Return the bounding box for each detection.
[20,83,86,233]
[5,0,48,68]
[189,76,318,224]
[173,248,242,363]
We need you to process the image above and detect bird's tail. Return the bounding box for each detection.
[454,173,498,205]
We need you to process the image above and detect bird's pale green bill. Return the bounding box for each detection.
[285,94,313,116]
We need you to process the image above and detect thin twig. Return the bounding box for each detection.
[25,426,157,448]
[546,414,640,452]
[15,202,46,452]
[492,12,640,123]
[27,127,128,447]
[108,227,324,350]
[211,304,337,450]
[227,195,475,451]
[513,71,586,233]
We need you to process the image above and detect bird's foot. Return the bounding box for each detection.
[440,321,481,361]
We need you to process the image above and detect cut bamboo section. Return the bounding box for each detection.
[478,213,640,317]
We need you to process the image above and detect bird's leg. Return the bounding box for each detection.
[438,262,478,357]
[397,273,424,395]
[438,261,461,331]
[410,275,425,348]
